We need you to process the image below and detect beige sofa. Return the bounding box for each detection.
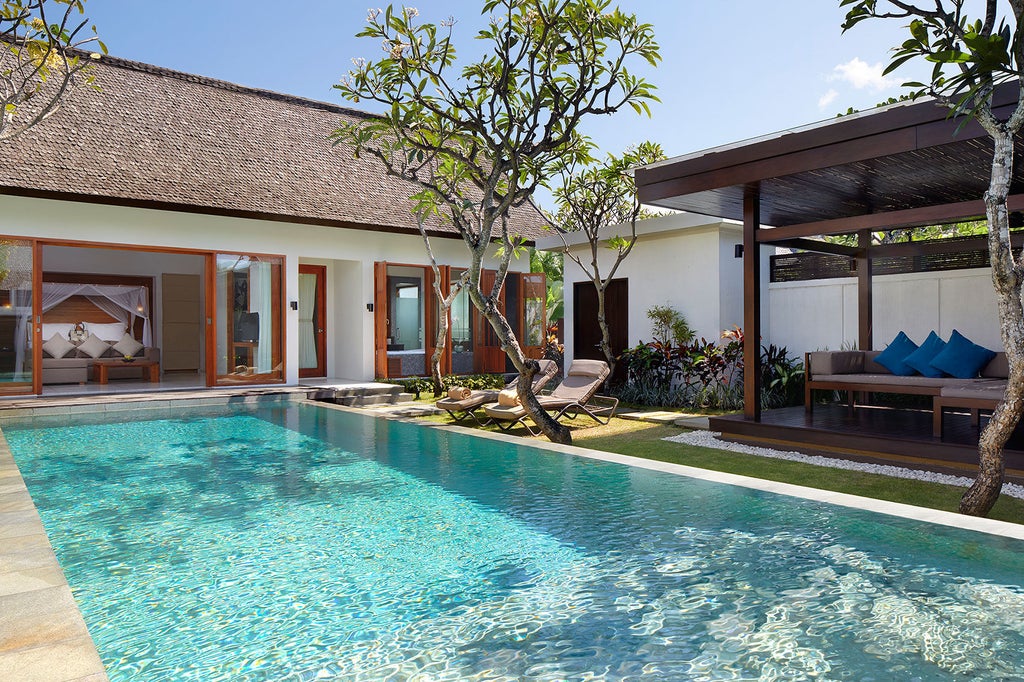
[804,350,1008,438]
[42,346,161,385]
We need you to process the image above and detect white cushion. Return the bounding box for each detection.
[87,321,128,342]
[112,333,144,358]
[77,333,111,359]
[42,333,75,359]
[41,323,75,343]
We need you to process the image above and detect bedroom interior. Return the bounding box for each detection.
[0,236,289,396]
[36,245,206,395]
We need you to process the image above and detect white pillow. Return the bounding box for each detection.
[41,323,75,343]
[42,333,75,359]
[87,322,128,342]
[77,333,111,359]
[112,333,144,358]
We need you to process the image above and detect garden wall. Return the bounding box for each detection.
[766,268,1001,354]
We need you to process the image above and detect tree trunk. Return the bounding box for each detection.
[469,285,573,444]
[594,279,616,386]
[960,127,1024,516]
[430,303,449,397]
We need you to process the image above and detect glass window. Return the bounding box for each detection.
[523,273,546,348]
[450,269,474,374]
[384,265,427,377]
[215,254,283,383]
[0,240,34,393]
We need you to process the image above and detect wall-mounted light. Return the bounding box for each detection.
[366,303,374,312]
[734,244,744,259]
[289,301,299,311]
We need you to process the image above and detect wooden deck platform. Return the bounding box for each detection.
[710,404,1024,481]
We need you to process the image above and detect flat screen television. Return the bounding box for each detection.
[234,311,259,343]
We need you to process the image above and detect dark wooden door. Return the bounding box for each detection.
[574,279,628,384]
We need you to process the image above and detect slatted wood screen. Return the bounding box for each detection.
[771,237,1023,283]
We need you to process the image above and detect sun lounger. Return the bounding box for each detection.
[435,359,558,425]
[482,359,618,435]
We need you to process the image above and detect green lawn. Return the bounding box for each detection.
[420,412,1024,525]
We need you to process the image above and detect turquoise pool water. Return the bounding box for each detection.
[6,402,1024,681]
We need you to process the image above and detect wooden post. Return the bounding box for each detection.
[743,184,762,421]
[857,230,873,351]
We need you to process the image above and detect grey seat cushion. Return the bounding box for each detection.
[939,380,1006,399]
[811,374,957,389]
[808,351,863,375]
[981,353,1008,379]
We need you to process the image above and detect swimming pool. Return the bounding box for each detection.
[6,401,1024,680]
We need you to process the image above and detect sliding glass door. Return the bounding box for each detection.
[214,254,284,384]
[0,239,35,394]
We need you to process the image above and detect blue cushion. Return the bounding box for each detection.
[903,331,947,377]
[929,329,997,379]
[874,331,919,376]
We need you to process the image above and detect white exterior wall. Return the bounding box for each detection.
[3,195,526,383]
[543,214,758,368]
[767,268,1002,353]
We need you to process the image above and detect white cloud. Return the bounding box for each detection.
[817,89,839,109]
[828,57,895,91]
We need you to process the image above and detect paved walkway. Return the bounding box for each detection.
[616,409,711,430]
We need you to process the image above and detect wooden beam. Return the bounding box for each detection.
[857,230,872,352]
[743,184,762,422]
[768,238,861,257]
[757,195,1024,242]
[868,232,1024,259]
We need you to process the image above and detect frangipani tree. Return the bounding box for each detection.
[842,0,1024,516]
[1,0,104,142]
[334,1,659,444]
[552,141,665,383]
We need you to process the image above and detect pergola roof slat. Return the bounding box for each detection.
[637,84,1023,231]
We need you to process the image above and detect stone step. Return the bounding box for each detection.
[331,384,406,398]
[333,392,417,407]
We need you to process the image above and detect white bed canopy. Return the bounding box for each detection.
[41,282,152,345]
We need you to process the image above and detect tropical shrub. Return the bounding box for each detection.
[385,373,507,398]
[618,327,804,411]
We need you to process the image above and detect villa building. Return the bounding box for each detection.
[0,55,548,396]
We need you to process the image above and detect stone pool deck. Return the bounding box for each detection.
[0,388,309,682]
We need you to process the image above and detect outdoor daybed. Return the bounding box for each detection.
[805,335,1007,439]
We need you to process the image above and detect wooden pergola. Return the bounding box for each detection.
[636,83,1024,426]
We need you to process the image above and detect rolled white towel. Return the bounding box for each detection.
[447,386,472,400]
[497,388,520,407]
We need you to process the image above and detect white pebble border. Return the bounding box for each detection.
[664,430,1024,500]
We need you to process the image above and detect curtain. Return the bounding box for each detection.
[298,273,317,369]
[249,261,273,373]
[215,268,228,375]
[11,287,32,382]
[39,282,152,346]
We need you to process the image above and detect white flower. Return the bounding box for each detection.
[404,7,419,18]
[367,8,381,21]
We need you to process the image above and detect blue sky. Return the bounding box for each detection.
[83,1,926,210]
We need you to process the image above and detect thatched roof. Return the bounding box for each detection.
[0,55,550,240]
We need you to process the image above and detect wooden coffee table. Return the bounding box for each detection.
[94,358,160,384]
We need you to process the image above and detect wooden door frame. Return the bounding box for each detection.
[373,261,439,379]
[298,264,327,378]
